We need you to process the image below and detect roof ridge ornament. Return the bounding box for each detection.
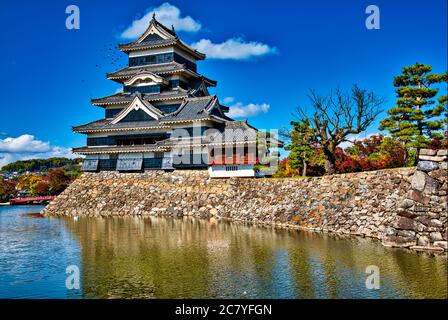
[152,12,156,21]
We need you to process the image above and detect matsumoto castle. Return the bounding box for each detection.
[74,15,282,177]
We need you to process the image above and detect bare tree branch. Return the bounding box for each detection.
[289,84,384,174]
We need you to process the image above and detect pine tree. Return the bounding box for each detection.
[379,63,447,163]
[286,118,316,176]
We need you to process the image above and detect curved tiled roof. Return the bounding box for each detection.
[119,38,176,51]
[91,89,190,106]
[106,63,217,88]
[75,96,232,133]
[119,38,205,60]
[107,62,186,80]
[73,144,169,155]
[118,16,205,59]
[161,96,216,122]
[72,118,170,133]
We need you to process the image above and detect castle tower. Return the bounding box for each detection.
[73,16,279,176]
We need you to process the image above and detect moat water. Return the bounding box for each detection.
[0,205,446,299]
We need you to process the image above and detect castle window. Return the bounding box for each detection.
[124,85,160,94]
[129,52,174,67]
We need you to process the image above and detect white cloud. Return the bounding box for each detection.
[0,134,50,153]
[0,134,76,168]
[121,3,201,39]
[223,97,235,104]
[191,38,277,60]
[227,102,270,118]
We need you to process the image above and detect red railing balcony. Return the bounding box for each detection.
[208,155,259,165]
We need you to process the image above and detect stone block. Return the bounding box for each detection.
[408,190,430,205]
[437,149,448,156]
[392,216,420,231]
[429,219,443,228]
[417,235,429,246]
[417,161,439,172]
[399,199,414,209]
[382,235,416,248]
[383,227,396,236]
[397,208,418,219]
[419,155,447,162]
[428,169,447,180]
[420,149,438,156]
[411,171,427,191]
[433,241,447,250]
[423,176,439,195]
[397,230,416,240]
[430,232,443,241]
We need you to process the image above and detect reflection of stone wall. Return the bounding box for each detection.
[43,150,447,252]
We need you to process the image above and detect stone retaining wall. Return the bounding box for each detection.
[43,150,447,252]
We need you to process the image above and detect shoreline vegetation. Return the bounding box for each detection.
[0,158,82,203]
[278,63,447,178]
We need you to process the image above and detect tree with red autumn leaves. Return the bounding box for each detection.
[0,178,17,203]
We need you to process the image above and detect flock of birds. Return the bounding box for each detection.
[96,43,126,70]
[81,42,127,97]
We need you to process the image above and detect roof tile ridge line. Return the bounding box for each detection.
[108,62,185,76]
[204,95,219,114]
[73,118,111,128]
[122,38,177,47]
[176,37,206,57]
[162,98,189,118]
[109,94,143,124]
[133,17,177,43]
[187,95,215,101]
[209,114,231,123]
[141,98,164,117]
[92,91,129,101]
[136,15,178,42]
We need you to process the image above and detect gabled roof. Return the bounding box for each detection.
[111,94,163,124]
[123,72,168,86]
[136,13,177,43]
[161,96,222,123]
[118,15,205,60]
[76,95,233,133]
[189,79,210,97]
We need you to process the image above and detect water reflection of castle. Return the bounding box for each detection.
[64,216,447,299]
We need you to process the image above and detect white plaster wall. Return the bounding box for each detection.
[208,165,256,178]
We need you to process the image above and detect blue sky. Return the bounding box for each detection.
[0,0,446,166]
